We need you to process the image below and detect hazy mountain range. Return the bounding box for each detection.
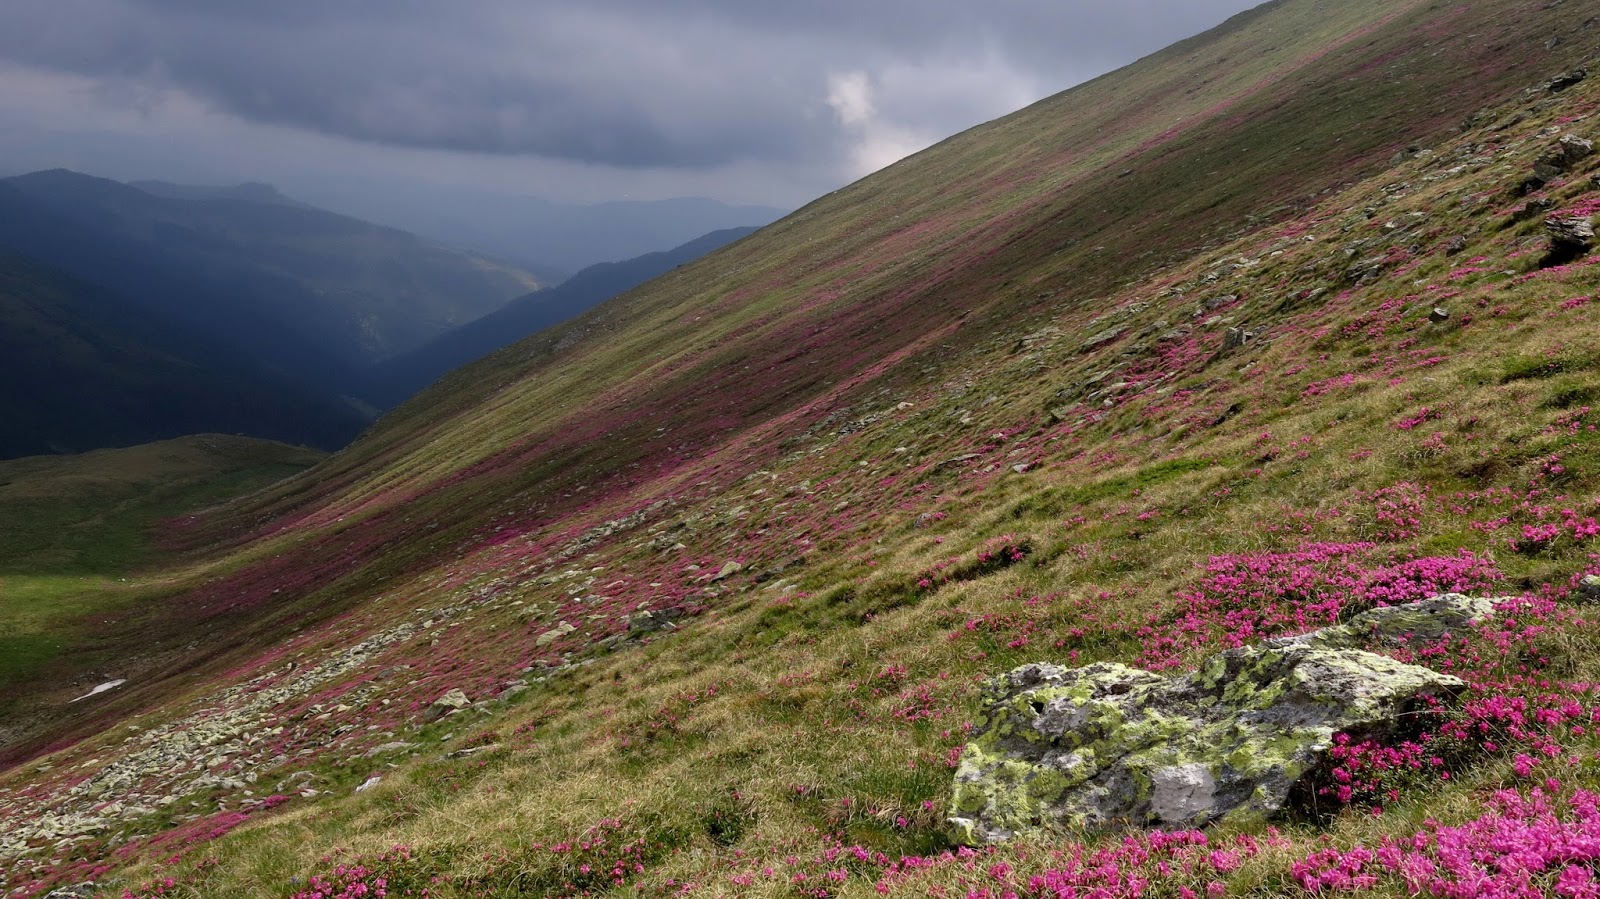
[0,171,767,456]
[304,181,787,282]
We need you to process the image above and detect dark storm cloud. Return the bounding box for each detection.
[0,0,1261,170]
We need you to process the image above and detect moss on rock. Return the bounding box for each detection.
[948,595,1490,844]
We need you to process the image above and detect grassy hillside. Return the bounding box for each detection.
[0,435,323,723]
[365,227,760,409]
[6,0,1600,896]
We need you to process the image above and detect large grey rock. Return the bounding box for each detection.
[1533,135,1594,182]
[1577,575,1600,604]
[628,607,685,634]
[948,595,1493,844]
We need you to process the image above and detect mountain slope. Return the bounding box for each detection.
[364,227,760,408]
[0,171,542,383]
[6,1,1600,896]
[0,250,368,457]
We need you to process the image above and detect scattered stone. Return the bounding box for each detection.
[1576,575,1600,604]
[711,561,743,582]
[444,744,501,760]
[948,595,1492,844]
[1222,327,1254,352]
[1389,145,1422,166]
[1210,402,1243,427]
[937,453,984,470]
[44,884,97,899]
[535,621,577,647]
[363,742,415,758]
[1557,134,1594,163]
[1343,254,1390,284]
[355,775,382,793]
[628,607,685,634]
[423,689,472,723]
[1012,464,1033,474]
[1444,235,1469,255]
[1429,307,1451,323]
[1515,197,1557,220]
[1080,326,1126,352]
[1547,68,1588,93]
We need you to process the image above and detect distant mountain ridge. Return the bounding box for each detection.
[1,169,542,367]
[304,183,787,280]
[128,180,310,207]
[0,169,545,457]
[0,169,773,455]
[364,226,759,408]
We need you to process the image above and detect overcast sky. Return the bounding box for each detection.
[0,1,1261,210]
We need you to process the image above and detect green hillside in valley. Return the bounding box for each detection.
[8,1,1600,897]
[0,435,323,717]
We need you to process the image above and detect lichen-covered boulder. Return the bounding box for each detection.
[948,595,1494,844]
[1265,593,1498,651]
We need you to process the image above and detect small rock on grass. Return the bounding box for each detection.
[423,688,471,722]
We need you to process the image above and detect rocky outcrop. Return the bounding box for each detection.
[948,595,1495,844]
[1545,215,1595,265]
[1531,134,1594,184]
[1547,68,1588,93]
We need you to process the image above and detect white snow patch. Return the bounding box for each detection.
[69,679,126,703]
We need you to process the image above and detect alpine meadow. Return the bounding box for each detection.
[12,1,1600,897]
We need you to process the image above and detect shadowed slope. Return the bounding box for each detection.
[0,250,368,457]
[0,170,543,398]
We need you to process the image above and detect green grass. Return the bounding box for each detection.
[0,435,323,697]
